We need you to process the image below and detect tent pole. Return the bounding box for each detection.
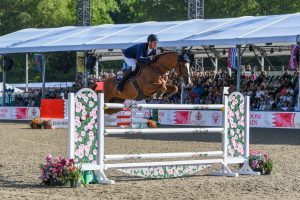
[180,78,185,104]
[42,55,46,99]
[84,52,88,88]
[215,58,218,73]
[2,58,6,106]
[297,38,300,111]
[95,59,99,78]
[236,45,242,92]
[26,53,29,92]
[261,56,265,72]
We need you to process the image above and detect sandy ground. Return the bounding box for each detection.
[0,123,300,200]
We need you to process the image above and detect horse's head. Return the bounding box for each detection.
[175,53,192,87]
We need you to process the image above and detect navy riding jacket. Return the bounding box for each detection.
[122,43,157,64]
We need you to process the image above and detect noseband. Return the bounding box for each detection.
[177,56,191,77]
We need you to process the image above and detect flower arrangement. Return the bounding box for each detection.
[30,118,43,129]
[42,120,52,129]
[39,154,86,187]
[242,150,273,175]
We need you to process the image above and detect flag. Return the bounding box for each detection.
[288,45,299,70]
[227,48,237,69]
[33,53,43,72]
[76,52,85,73]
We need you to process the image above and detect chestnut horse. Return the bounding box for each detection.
[103,52,192,114]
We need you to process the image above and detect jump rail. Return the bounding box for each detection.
[68,87,260,184]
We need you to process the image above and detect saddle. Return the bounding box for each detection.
[114,64,142,82]
[114,64,148,100]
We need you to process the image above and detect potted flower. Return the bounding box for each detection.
[39,154,67,186]
[241,150,274,175]
[30,118,42,129]
[42,120,52,129]
[65,159,85,187]
[39,154,86,187]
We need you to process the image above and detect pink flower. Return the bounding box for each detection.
[93,149,97,155]
[89,101,94,108]
[89,155,94,161]
[81,131,86,137]
[46,154,52,162]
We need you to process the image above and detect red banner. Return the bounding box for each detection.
[40,99,64,119]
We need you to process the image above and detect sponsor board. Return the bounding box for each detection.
[50,119,68,129]
[0,107,40,120]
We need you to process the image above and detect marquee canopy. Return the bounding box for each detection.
[0,13,300,54]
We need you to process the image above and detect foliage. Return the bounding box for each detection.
[30,118,43,129]
[39,154,86,187]
[1,0,300,83]
[243,149,274,175]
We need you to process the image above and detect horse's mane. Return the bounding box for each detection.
[155,51,178,60]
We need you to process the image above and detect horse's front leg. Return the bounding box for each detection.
[161,84,178,99]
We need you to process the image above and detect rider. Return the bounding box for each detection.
[117,34,159,92]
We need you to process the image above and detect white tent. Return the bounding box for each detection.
[0,13,299,108]
[0,82,24,94]
[0,13,299,54]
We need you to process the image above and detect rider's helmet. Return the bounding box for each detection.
[147,34,159,43]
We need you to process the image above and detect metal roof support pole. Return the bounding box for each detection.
[297,35,300,111]
[2,58,6,106]
[42,55,46,99]
[95,59,99,79]
[188,0,204,20]
[180,78,185,104]
[215,58,218,73]
[261,56,265,72]
[26,54,29,92]
[236,45,242,92]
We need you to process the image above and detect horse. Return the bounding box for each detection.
[103,51,192,114]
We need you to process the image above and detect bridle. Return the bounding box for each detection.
[177,55,191,78]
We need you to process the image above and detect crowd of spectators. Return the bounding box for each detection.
[151,69,299,111]
[7,68,300,111]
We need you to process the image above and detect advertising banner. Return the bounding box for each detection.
[250,111,300,128]
[40,99,65,119]
[158,110,222,127]
[0,107,40,120]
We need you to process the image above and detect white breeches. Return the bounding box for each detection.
[123,56,137,71]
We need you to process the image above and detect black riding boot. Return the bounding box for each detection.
[117,67,132,92]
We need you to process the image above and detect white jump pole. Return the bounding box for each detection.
[105,103,224,110]
[97,92,115,184]
[104,127,224,135]
[68,93,75,159]
[105,151,223,161]
[237,95,260,175]
[105,159,224,170]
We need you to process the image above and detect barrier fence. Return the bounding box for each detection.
[68,87,259,184]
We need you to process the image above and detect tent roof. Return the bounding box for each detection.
[0,13,300,54]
